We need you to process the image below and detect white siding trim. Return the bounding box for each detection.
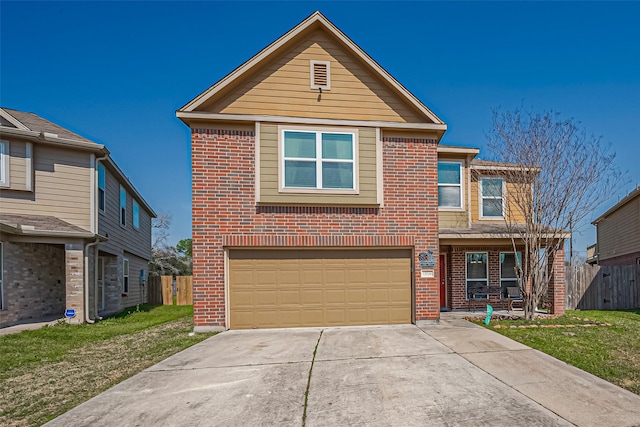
[90,154,96,233]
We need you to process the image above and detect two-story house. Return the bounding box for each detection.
[589,186,640,266]
[0,107,156,326]
[177,12,565,331]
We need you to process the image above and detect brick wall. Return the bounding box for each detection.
[191,128,440,329]
[0,242,65,327]
[548,244,565,315]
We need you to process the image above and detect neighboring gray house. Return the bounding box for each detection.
[0,107,156,326]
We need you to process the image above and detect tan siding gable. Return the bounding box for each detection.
[0,144,92,231]
[202,30,425,123]
[598,197,640,261]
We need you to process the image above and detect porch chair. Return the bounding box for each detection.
[506,286,523,312]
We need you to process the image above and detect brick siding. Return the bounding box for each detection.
[0,242,65,326]
[191,129,440,329]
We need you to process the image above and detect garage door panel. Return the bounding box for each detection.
[229,249,411,329]
[279,289,302,305]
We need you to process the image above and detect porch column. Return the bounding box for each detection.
[548,242,566,315]
[65,243,85,324]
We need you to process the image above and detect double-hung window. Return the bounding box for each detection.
[0,140,8,187]
[133,200,140,230]
[438,161,462,208]
[122,257,129,294]
[98,164,106,212]
[281,129,356,191]
[480,177,504,218]
[466,252,488,299]
[119,185,127,227]
[500,252,521,298]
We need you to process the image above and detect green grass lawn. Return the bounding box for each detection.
[481,309,640,395]
[0,305,215,427]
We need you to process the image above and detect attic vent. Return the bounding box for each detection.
[310,60,330,90]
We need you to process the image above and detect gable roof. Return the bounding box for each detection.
[0,107,156,217]
[178,11,445,128]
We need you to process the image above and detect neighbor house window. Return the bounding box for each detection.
[282,129,355,191]
[480,177,504,218]
[438,161,462,208]
[500,252,521,298]
[98,164,106,212]
[133,200,140,230]
[122,258,129,294]
[466,252,488,299]
[119,185,126,227]
[0,140,9,187]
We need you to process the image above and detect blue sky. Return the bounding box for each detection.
[2,1,639,257]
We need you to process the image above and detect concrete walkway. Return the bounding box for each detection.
[45,317,640,427]
[0,315,62,336]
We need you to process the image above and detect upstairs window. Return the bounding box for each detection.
[438,161,462,208]
[310,60,330,90]
[133,200,140,230]
[119,185,127,227]
[480,177,504,218]
[0,140,8,187]
[98,164,106,212]
[282,129,356,191]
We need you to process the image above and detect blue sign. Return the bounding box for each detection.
[65,309,76,318]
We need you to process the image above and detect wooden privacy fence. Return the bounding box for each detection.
[566,264,640,310]
[147,276,193,306]
[147,275,163,305]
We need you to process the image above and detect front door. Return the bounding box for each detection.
[439,254,447,309]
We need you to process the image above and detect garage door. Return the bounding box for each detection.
[228,249,412,329]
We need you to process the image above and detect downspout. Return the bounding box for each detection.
[84,152,109,324]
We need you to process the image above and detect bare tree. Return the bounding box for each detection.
[149,213,189,276]
[487,108,625,319]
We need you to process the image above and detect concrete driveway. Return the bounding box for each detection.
[46,318,640,427]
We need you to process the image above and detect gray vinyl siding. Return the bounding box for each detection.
[0,142,92,231]
[98,164,152,261]
[598,196,640,261]
[259,123,378,205]
[122,252,150,307]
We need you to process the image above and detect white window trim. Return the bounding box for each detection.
[278,125,359,195]
[133,200,140,230]
[0,140,10,188]
[465,251,488,301]
[499,252,521,299]
[310,60,331,90]
[119,185,127,228]
[479,176,506,219]
[98,164,106,214]
[122,257,129,294]
[438,160,464,211]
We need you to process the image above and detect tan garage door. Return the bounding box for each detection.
[228,249,412,329]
